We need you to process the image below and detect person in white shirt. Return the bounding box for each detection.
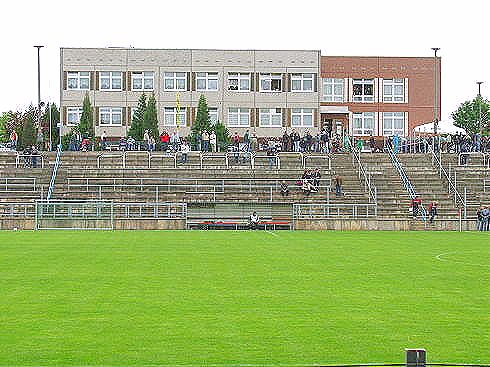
[249,211,260,230]
[210,131,217,152]
[180,141,190,163]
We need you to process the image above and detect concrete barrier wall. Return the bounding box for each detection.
[294,219,478,231]
[0,219,186,230]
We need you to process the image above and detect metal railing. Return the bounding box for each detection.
[0,202,36,217]
[484,178,490,193]
[94,151,332,170]
[47,144,62,200]
[385,145,428,222]
[429,147,467,218]
[346,137,378,205]
[113,202,187,219]
[15,154,45,168]
[458,152,486,166]
[0,177,37,192]
[293,203,378,219]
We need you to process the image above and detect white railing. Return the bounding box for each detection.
[113,202,187,219]
[0,177,37,192]
[458,152,486,166]
[16,154,45,168]
[429,147,467,218]
[47,143,62,200]
[0,202,36,217]
[484,179,490,193]
[94,151,332,170]
[346,137,378,204]
[292,203,378,219]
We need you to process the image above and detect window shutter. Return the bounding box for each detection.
[186,108,191,127]
[62,106,67,124]
[343,78,348,102]
[63,71,68,90]
[404,78,409,103]
[127,72,132,91]
[90,72,95,90]
[191,72,196,91]
[127,107,132,125]
[287,108,291,127]
[374,78,378,103]
[95,107,99,126]
[282,108,287,127]
[256,73,260,92]
[285,74,289,92]
[249,108,255,127]
[189,107,194,127]
[95,72,100,90]
[374,112,379,136]
[250,73,254,91]
[187,73,191,91]
[314,109,318,127]
[348,78,353,102]
[122,72,127,91]
[122,107,126,125]
[314,74,318,92]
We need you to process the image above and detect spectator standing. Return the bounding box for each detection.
[148,136,156,151]
[334,174,343,197]
[293,130,300,152]
[101,131,108,150]
[428,201,438,223]
[36,131,44,150]
[119,137,127,151]
[280,180,289,197]
[180,140,190,163]
[31,146,39,168]
[10,130,18,150]
[243,130,251,152]
[282,130,289,152]
[127,136,135,151]
[267,144,277,168]
[411,196,422,218]
[202,130,210,152]
[210,131,217,152]
[143,130,150,150]
[251,132,258,152]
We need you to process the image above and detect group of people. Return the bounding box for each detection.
[298,169,323,196]
[476,206,490,231]
[410,196,438,223]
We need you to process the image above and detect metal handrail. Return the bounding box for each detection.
[458,152,486,166]
[385,145,428,222]
[346,137,378,207]
[15,154,45,168]
[0,177,37,192]
[484,178,490,193]
[429,146,467,218]
[0,202,36,217]
[293,203,378,219]
[47,144,62,200]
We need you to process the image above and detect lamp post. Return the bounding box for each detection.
[431,48,440,136]
[34,45,44,150]
[477,81,484,135]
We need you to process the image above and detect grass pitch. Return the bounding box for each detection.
[0,230,489,366]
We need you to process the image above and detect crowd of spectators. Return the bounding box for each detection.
[476,206,490,231]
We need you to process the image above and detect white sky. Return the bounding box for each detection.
[1,0,488,127]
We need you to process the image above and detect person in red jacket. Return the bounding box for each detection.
[160,131,170,151]
[411,196,422,218]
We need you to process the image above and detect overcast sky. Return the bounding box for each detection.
[1,0,488,127]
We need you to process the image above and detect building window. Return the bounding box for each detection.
[100,107,122,125]
[259,73,282,92]
[228,108,250,127]
[164,107,186,126]
[291,73,314,92]
[383,112,405,136]
[164,72,187,91]
[196,72,218,91]
[228,73,250,91]
[383,78,405,102]
[353,79,374,102]
[208,107,218,124]
[100,72,122,90]
[323,78,344,102]
[132,72,154,91]
[67,107,83,125]
[291,108,314,127]
[353,112,375,136]
[259,108,282,127]
[67,72,90,90]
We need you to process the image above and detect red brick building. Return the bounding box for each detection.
[320,56,441,138]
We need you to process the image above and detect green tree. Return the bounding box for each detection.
[451,95,490,134]
[143,93,159,140]
[214,121,230,151]
[190,95,211,148]
[18,105,37,149]
[0,111,10,143]
[127,93,146,140]
[41,103,60,150]
[78,92,94,138]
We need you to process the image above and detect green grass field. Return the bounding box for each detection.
[0,230,489,366]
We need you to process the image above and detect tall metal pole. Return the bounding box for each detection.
[48,102,52,151]
[477,81,483,135]
[34,46,44,147]
[431,48,440,136]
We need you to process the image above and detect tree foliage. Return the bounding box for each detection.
[19,105,37,149]
[143,93,159,140]
[78,92,94,138]
[127,93,146,140]
[214,121,230,151]
[41,103,60,150]
[189,95,211,148]
[0,111,11,143]
[451,95,490,134]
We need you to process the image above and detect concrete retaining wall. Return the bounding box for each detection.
[0,219,186,230]
[294,219,477,231]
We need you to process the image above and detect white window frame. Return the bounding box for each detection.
[67,107,83,126]
[259,73,282,92]
[291,108,314,127]
[99,107,123,126]
[259,108,282,127]
[383,78,405,103]
[67,72,90,90]
[228,72,250,92]
[100,71,122,91]
[196,72,218,91]
[291,73,314,92]
[132,71,154,91]
[382,112,405,136]
[163,72,187,91]
[227,108,250,127]
[322,78,344,102]
[163,107,186,127]
[352,112,375,136]
[353,78,374,102]
[208,107,219,124]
